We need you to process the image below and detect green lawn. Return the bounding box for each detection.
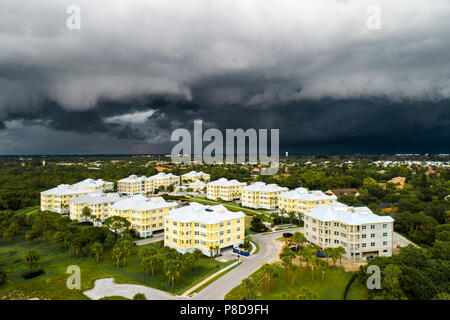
[0,236,234,300]
[224,264,368,300]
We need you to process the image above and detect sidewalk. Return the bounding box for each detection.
[134,234,164,246]
[180,260,241,297]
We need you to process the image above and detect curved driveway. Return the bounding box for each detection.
[83,228,300,300]
[193,228,300,300]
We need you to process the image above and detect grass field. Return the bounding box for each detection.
[0,235,234,300]
[224,264,368,300]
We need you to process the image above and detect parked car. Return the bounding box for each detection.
[316,252,330,258]
[283,232,293,238]
[365,255,376,260]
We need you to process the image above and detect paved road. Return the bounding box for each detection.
[193,228,300,300]
[83,229,299,300]
[393,232,418,248]
[134,234,164,246]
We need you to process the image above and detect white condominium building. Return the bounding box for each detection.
[69,192,121,222]
[110,195,177,238]
[304,202,394,260]
[181,171,211,183]
[207,178,247,201]
[40,178,114,213]
[278,187,337,214]
[164,203,245,256]
[241,182,288,210]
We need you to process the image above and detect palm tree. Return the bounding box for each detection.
[214,245,220,257]
[316,258,328,280]
[290,264,299,287]
[300,245,313,269]
[288,211,296,224]
[82,206,91,222]
[52,231,65,248]
[193,249,203,270]
[70,237,83,257]
[121,239,133,267]
[330,249,339,268]
[183,252,196,274]
[323,247,333,264]
[24,250,40,269]
[240,278,256,300]
[291,232,307,251]
[209,245,215,258]
[149,254,162,276]
[335,246,346,267]
[165,260,179,287]
[111,246,123,267]
[261,264,279,292]
[90,242,103,262]
[141,256,151,277]
[307,256,319,281]
[279,246,296,283]
[64,232,75,256]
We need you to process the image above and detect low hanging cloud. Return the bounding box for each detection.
[0,0,449,153]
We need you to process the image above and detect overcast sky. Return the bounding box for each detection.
[0,0,449,154]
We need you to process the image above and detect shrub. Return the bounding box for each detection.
[21,268,45,279]
[133,293,146,300]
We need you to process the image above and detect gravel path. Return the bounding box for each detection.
[83,278,184,300]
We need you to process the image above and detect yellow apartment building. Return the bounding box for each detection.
[207,178,247,201]
[110,195,177,238]
[117,175,147,195]
[164,203,245,256]
[278,187,337,215]
[189,179,207,192]
[241,182,288,210]
[181,171,211,183]
[40,178,114,213]
[69,192,121,222]
[148,172,180,191]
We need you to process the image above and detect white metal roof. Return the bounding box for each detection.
[305,202,394,225]
[41,178,113,195]
[207,178,246,187]
[279,187,337,201]
[110,195,177,211]
[69,192,121,205]
[117,175,148,183]
[148,172,179,179]
[182,171,210,177]
[243,182,288,193]
[166,202,245,224]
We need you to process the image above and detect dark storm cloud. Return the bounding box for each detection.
[0,0,450,154]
